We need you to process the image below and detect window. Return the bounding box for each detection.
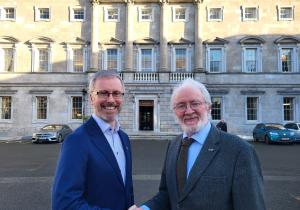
[35,7,50,21]
[206,47,225,73]
[211,97,222,120]
[106,49,118,71]
[71,96,82,120]
[208,7,223,21]
[246,97,258,121]
[0,7,16,20]
[174,48,187,71]
[278,6,294,20]
[139,49,153,71]
[70,7,85,21]
[73,48,83,72]
[0,96,12,120]
[139,8,153,22]
[105,8,119,22]
[281,48,293,72]
[0,48,14,72]
[173,7,188,22]
[38,48,49,72]
[283,97,294,121]
[242,7,258,21]
[35,96,48,120]
[243,48,260,72]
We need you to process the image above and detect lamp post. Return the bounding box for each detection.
[82,88,87,123]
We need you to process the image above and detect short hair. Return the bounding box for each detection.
[170,78,212,109]
[88,71,125,93]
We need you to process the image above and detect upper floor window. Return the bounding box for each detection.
[35,7,50,21]
[139,8,153,22]
[246,96,258,121]
[105,8,120,22]
[277,6,294,21]
[0,7,16,20]
[0,48,14,72]
[207,7,223,21]
[283,97,295,121]
[138,48,154,72]
[242,6,259,21]
[281,48,293,72]
[38,48,49,72]
[174,48,187,71]
[106,48,118,71]
[173,7,188,22]
[211,96,222,120]
[70,7,85,21]
[208,48,224,73]
[0,96,12,120]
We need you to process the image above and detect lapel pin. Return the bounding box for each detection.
[208,148,215,152]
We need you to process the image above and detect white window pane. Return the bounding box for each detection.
[175,48,186,71]
[4,48,14,72]
[210,49,222,72]
[39,49,48,72]
[107,49,118,71]
[141,49,152,71]
[73,49,83,72]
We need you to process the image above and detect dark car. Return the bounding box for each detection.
[284,122,300,143]
[252,123,294,144]
[32,124,72,143]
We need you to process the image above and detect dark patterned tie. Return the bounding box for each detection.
[177,137,194,194]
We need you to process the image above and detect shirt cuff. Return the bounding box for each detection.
[140,205,150,210]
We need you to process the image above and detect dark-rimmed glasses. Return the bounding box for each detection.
[93,90,124,99]
[173,101,206,112]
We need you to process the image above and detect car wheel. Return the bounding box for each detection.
[57,134,63,143]
[265,136,271,144]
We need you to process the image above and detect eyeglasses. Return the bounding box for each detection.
[93,90,124,99]
[173,101,206,112]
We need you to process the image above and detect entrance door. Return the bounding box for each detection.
[139,100,154,131]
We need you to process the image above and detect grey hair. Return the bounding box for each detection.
[170,78,212,109]
[88,71,125,93]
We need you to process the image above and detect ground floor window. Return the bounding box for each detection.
[71,96,83,119]
[0,96,12,120]
[283,97,294,121]
[246,97,258,121]
[139,100,154,131]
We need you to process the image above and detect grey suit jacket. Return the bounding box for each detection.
[144,125,266,210]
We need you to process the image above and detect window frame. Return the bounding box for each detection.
[0,7,16,21]
[104,7,120,22]
[171,46,191,72]
[242,46,262,73]
[242,6,259,21]
[0,96,12,122]
[172,6,188,22]
[211,96,224,121]
[138,7,153,22]
[33,95,49,122]
[245,96,260,123]
[207,7,223,22]
[69,6,85,22]
[34,6,51,21]
[137,47,155,72]
[66,45,88,73]
[277,6,294,21]
[277,46,298,73]
[102,47,121,72]
[282,96,295,122]
[70,95,83,121]
[206,46,226,73]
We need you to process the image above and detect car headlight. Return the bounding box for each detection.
[290,132,295,136]
[32,133,37,137]
[269,132,279,136]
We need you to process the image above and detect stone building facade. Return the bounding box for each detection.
[0,0,299,139]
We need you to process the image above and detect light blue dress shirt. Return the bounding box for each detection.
[92,114,126,184]
[140,122,211,210]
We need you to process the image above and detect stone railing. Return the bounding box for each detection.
[133,72,159,82]
[169,72,194,81]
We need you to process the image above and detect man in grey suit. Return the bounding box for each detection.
[130,78,265,210]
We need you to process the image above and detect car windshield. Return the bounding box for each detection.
[42,125,63,130]
[266,124,285,130]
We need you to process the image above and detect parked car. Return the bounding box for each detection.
[32,124,72,144]
[252,123,294,144]
[284,122,300,143]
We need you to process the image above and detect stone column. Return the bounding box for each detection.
[194,0,203,72]
[125,1,133,72]
[159,1,168,72]
[90,0,100,71]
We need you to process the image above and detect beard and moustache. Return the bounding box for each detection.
[175,112,211,136]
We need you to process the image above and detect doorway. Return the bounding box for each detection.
[139,100,154,131]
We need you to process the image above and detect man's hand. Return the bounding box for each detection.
[128,204,142,210]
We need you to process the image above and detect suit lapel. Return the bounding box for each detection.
[85,117,124,186]
[179,126,221,202]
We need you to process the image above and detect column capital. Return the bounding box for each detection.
[90,0,101,5]
[125,0,134,4]
[159,0,169,5]
[193,0,203,4]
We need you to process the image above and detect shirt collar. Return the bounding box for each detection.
[92,113,120,133]
[183,122,211,145]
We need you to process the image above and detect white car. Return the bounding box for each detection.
[32,124,72,143]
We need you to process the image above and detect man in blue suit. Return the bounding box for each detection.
[130,78,265,210]
[52,71,134,210]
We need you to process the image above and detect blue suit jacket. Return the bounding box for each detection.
[52,117,134,210]
[145,125,266,210]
